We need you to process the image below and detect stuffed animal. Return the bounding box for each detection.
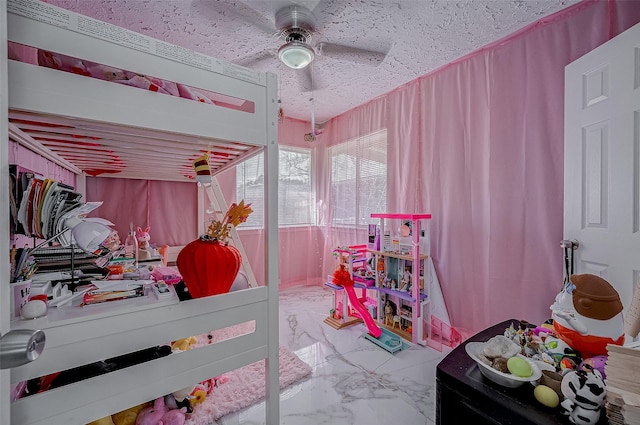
[159,408,187,425]
[560,369,606,425]
[136,227,152,261]
[37,49,89,76]
[135,398,166,425]
[112,403,149,425]
[87,416,115,425]
[85,63,127,81]
[579,355,608,380]
[164,394,193,414]
[135,397,186,425]
[170,336,197,353]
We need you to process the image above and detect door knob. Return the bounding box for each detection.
[0,329,46,369]
[560,239,579,249]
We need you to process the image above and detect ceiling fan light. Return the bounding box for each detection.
[278,41,314,69]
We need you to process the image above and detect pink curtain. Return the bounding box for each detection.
[8,140,76,186]
[85,177,198,247]
[317,0,640,334]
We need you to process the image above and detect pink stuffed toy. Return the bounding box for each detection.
[136,226,152,261]
[135,398,165,425]
[135,397,186,425]
[161,408,186,425]
[37,49,89,76]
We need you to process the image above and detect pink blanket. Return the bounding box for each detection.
[36,49,215,103]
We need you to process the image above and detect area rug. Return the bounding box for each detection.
[184,326,312,425]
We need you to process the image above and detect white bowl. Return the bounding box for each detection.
[465,341,542,388]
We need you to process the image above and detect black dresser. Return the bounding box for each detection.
[435,319,607,425]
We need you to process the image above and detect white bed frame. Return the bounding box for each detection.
[1,1,280,424]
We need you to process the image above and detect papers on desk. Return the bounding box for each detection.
[82,280,152,306]
[91,280,152,291]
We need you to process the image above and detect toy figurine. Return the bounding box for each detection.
[390,278,397,290]
[377,256,385,280]
[384,300,397,326]
[399,266,411,292]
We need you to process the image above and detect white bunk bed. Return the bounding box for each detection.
[2,1,279,424]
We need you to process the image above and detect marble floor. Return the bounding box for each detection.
[218,285,452,425]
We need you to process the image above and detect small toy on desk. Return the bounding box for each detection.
[153,281,172,298]
[20,299,47,319]
[136,226,152,261]
[151,266,182,285]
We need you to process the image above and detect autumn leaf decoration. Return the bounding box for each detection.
[206,200,253,243]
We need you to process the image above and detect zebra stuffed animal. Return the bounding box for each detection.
[560,369,606,425]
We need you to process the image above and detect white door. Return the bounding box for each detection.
[564,23,640,324]
[1,2,12,424]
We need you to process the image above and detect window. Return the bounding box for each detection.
[236,147,314,228]
[329,129,387,227]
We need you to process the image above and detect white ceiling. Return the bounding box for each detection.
[45,0,581,124]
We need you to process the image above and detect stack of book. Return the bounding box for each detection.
[605,342,640,425]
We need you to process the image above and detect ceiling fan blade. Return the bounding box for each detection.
[316,42,387,66]
[297,65,318,93]
[235,49,277,68]
[208,1,278,36]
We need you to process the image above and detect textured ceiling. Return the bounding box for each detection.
[44,0,581,123]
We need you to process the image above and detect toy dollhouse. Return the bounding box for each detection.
[323,213,456,350]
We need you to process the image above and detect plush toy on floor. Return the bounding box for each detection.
[135,397,186,425]
[112,403,149,425]
[87,416,115,425]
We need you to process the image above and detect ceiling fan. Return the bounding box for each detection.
[233,3,388,92]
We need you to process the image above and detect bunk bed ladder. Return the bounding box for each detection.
[202,177,259,288]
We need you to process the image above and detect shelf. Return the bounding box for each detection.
[376,286,428,302]
[353,276,375,286]
[10,284,179,329]
[324,281,374,290]
[368,249,429,261]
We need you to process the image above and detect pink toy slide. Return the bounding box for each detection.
[343,285,382,338]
